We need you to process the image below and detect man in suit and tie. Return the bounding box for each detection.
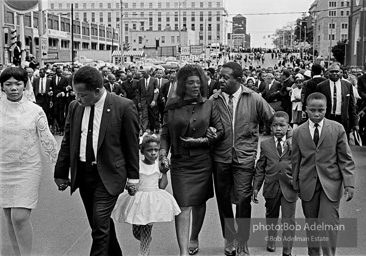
[262,73,282,134]
[280,69,295,121]
[33,68,52,118]
[13,41,22,66]
[256,71,268,94]
[122,71,139,109]
[52,67,68,135]
[315,63,358,135]
[155,69,168,129]
[138,68,159,134]
[54,66,139,256]
[292,92,355,256]
[161,72,177,107]
[301,63,326,111]
[104,74,126,97]
[205,70,220,97]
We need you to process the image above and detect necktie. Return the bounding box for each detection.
[228,95,234,118]
[111,83,114,92]
[86,105,95,168]
[145,79,148,90]
[277,138,282,155]
[332,82,337,114]
[40,78,44,94]
[314,123,319,146]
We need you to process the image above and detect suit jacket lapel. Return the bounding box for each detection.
[73,104,84,154]
[317,119,329,148]
[341,80,347,111]
[98,93,112,150]
[302,120,315,148]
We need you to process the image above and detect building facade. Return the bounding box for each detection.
[309,0,350,60]
[0,1,118,65]
[346,0,366,68]
[230,14,250,49]
[48,0,229,47]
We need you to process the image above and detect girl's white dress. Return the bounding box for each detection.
[112,160,181,225]
[0,97,58,209]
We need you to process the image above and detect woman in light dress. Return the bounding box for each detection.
[0,67,58,256]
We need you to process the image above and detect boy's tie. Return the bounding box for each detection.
[228,95,234,118]
[333,82,337,114]
[277,138,282,155]
[314,123,319,146]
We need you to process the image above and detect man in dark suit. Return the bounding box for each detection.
[301,63,326,111]
[280,69,295,121]
[315,63,358,135]
[104,74,126,97]
[122,71,139,109]
[262,73,282,134]
[137,68,159,134]
[256,71,268,93]
[33,68,52,118]
[155,69,169,129]
[52,67,68,135]
[205,70,220,97]
[54,66,139,256]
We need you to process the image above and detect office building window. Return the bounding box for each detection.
[99,3,103,8]
[192,2,195,7]
[341,34,348,40]
[141,22,144,30]
[132,24,136,30]
[75,3,78,8]
[124,3,128,8]
[141,12,144,17]
[346,11,349,15]
[91,3,94,8]
[158,2,162,8]
[183,12,186,22]
[341,11,344,16]
[92,13,95,23]
[158,12,162,22]
[108,12,111,23]
[208,2,212,7]
[341,23,348,29]
[108,3,111,8]
[83,3,86,9]
[132,3,136,8]
[83,13,87,22]
[175,12,178,22]
[208,35,212,40]
[217,2,221,7]
[166,2,170,8]
[125,12,128,18]
[175,24,178,30]
[217,24,220,31]
[149,2,153,8]
[208,24,212,31]
[191,24,195,30]
[75,12,79,20]
[329,11,336,16]
[200,12,203,22]
[51,3,54,9]
[200,2,203,7]
[200,24,203,31]
[171,36,174,43]
[139,36,143,44]
[329,23,335,29]
[329,1,336,7]
[100,12,103,23]
[141,2,144,8]
[116,3,119,8]
[59,3,62,8]
[166,12,170,22]
[162,36,165,43]
[116,12,120,22]
[328,34,335,40]
[125,24,128,32]
[158,24,162,31]
[133,12,137,16]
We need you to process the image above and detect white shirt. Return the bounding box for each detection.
[79,90,107,162]
[308,119,324,140]
[39,77,46,94]
[157,78,163,88]
[330,79,342,115]
[268,80,274,90]
[145,77,150,89]
[223,86,242,129]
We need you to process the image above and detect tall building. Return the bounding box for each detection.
[309,0,350,61]
[346,0,366,68]
[231,14,250,49]
[48,0,229,47]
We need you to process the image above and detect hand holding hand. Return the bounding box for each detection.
[150,101,156,107]
[54,178,71,191]
[159,149,170,173]
[126,182,138,196]
[252,189,259,204]
[206,127,217,140]
[344,186,354,202]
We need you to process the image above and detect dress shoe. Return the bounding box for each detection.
[188,240,199,255]
[236,241,249,256]
[224,239,236,256]
[267,241,276,252]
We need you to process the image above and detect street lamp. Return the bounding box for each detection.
[178,0,187,62]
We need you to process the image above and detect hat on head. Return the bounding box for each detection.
[304,70,312,78]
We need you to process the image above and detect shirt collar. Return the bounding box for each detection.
[94,89,107,109]
[223,86,242,99]
[274,135,286,143]
[309,118,324,129]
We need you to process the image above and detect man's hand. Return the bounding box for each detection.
[353,126,360,132]
[150,100,156,107]
[48,91,53,96]
[358,110,365,117]
[206,127,217,139]
[54,178,70,191]
[126,182,138,196]
[344,186,354,202]
[252,189,259,204]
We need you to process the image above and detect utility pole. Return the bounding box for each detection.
[111,27,114,62]
[71,3,74,67]
[120,0,124,66]
[329,17,333,66]
[37,0,44,67]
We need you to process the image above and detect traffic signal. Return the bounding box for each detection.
[10,28,17,48]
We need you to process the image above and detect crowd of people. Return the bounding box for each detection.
[0,53,364,256]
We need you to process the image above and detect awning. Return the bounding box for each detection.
[112,51,145,57]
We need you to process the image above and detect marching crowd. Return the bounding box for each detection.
[0,55,365,256]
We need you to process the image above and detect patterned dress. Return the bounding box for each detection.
[0,96,58,209]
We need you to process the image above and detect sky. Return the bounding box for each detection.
[226,0,315,48]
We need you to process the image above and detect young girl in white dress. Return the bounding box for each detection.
[112,134,181,256]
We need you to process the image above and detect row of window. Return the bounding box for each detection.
[328,23,348,29]
[328,1,350,7]
[317,34,348,41]
[329,10,350,16]
[124,22,221,32]
[51,1,221,10]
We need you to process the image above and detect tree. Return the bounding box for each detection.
[332,40,347,65]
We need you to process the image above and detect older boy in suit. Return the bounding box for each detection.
[292,92,355,256]
[253,111,298,256]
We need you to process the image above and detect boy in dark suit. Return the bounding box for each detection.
[292,92,355,256]
[253,111,297,256]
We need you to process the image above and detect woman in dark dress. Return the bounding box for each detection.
[159,64,224,256]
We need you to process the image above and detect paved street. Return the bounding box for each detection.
[1,135,365,256]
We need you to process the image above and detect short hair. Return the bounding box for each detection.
[306,92,327,105]
[222,62,243,79]
[311,63,322,76]
[107,74,116,80]
[175,64,207,98]
[269,111,289,125]
[282,69,291,78]
[140,134,160,153]
[0,67,28,86]
[73,66,103,91]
